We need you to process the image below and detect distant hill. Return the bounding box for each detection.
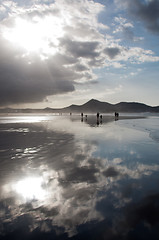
[114,102,159,113]
[61,99,159,113]
[0,99,159,113]
[62,99,114,113]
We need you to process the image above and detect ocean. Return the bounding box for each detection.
[0,113,159,240]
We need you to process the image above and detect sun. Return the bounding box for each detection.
[3,16,64,56]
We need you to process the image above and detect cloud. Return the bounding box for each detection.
[116,0,159,34]
[131,0,159,33]
[116,193,159,239]
[0,0,106,106]
[104,45,159,67]
[0,41,77,105]
[104,47,121,59]
[114,16,135,39]
[103,166,119,177]
[62,166,98,183]
[60,38,100,59]
[113,16,144,41]
[0,0,159,106]
[73,63,89,72]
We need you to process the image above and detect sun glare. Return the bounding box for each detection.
[3,16,64,56]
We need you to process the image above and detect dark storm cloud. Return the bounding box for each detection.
[104,47,121,59]
[126,193,159,227]
[60,38,100,59]
[88,57,105,67]
[74,63,89,72]
[95,192,159,240]
[63,166,98,183]
[112,193,159,239]
[0,38,78,105]
[124,0,159,34]
[103,166,119,177]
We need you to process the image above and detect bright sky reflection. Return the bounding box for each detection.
[14,177,47,201]
[0,115,52,123]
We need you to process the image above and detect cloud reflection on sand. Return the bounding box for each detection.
[0,115,159,239]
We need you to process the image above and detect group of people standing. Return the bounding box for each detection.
[81,112,119,121]
[80,112,103,125]
[114,112,119,118]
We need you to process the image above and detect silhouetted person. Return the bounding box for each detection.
[81,112,83,122]
[115,112,119,121]
[85,115,87,121]
[97,112,100,119]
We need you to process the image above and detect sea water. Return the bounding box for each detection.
[0,113,159,240]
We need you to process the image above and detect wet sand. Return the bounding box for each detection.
[0,114,159,239]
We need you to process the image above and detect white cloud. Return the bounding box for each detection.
[104,45,159,67]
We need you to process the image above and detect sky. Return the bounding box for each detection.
[0,0,159,108]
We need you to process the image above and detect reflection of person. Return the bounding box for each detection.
[100,115,102,124]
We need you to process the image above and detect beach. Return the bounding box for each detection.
[0,113,159,240]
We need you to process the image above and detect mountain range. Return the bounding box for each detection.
[0,99,159,113]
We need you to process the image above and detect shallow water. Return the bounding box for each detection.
[0,114,159,240]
